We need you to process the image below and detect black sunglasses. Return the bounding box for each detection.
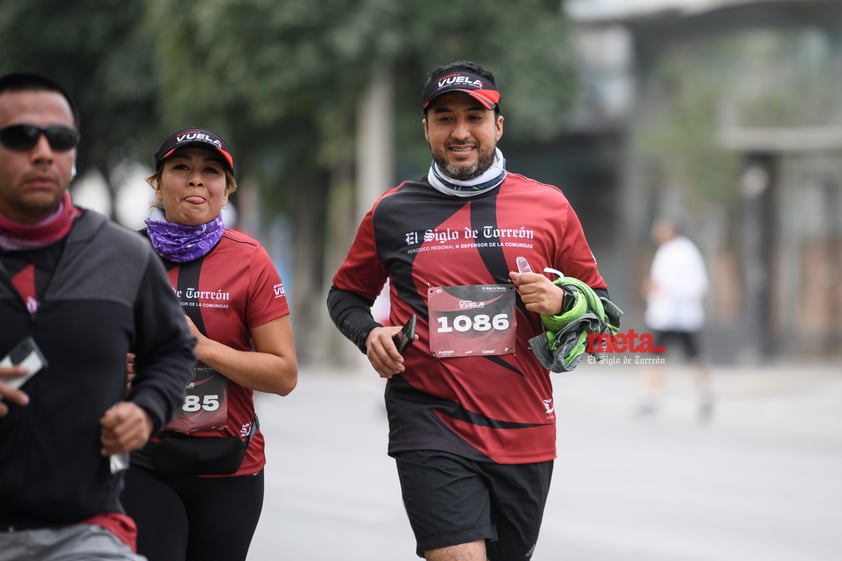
[0,123,80,151]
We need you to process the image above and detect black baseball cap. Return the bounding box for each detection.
[154,127,234,172]
[421,69,501,111]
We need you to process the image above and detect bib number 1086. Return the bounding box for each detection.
[435,313,510,333]
[428,284,516,357]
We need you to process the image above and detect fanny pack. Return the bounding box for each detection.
[144,417,258,475]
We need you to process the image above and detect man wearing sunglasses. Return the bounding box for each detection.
[0,72,196,561]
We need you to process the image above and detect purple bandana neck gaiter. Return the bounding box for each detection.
[144,210,225,263]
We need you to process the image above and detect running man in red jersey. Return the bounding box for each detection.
[327,60,619,561]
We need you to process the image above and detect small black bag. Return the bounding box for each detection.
[144,419,258,475]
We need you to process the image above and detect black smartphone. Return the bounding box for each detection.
[392,314,417,354]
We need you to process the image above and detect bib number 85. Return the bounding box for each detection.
[436,313,510,333]
[182,394,220,413]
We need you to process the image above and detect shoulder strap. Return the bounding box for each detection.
[174,256,208,336]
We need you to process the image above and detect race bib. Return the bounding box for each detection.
[163,365,228,433]
[428,284,517,358]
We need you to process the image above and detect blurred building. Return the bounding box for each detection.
[551,0,842,363]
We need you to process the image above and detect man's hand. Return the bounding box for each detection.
[99,401,154,456]
[0,365,31,416]
[509,271,565,315]
[365,325,407,379]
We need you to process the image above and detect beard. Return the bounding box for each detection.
[433,143,496,180]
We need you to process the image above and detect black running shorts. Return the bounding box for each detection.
[393,449,553,560]
[652,329,703,360]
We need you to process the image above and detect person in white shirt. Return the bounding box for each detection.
[639,218,713,421]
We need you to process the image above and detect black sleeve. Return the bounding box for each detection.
[594,287,622,331]
[326,285,383,354]
[130,253,197,434]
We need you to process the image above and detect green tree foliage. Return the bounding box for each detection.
[2,0,576,359]
[140,0,575,358]
[1,0,574,217]
[144,0,575,208]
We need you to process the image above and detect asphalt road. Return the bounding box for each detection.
[247,359,842,561]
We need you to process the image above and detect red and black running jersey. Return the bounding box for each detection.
[331,173,607,464]
[162,229,289,476]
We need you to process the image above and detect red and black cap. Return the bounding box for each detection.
[421,70,501,111]
[154,128,234,172]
